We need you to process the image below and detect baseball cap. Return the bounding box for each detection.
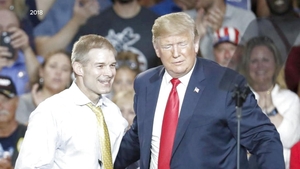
[213,27,240,46]
[0,75,17,98]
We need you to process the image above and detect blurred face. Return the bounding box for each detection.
[267,0,292,14]
[80,48,116,98]
[154,32,198,78]
[0,0,13,10]
[0,9,19,32]
[0,94,17,123]
[213,42,238,70]
[40,53,72,93]
[248,45,276,86]
[113,67,136,94]
[118,100,135,126]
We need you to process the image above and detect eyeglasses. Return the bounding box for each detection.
[116,60,138,70]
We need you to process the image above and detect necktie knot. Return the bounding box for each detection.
[171,78,180,88]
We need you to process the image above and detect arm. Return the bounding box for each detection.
[275,93,300,148]
[226,75,284,168]
[15,104,59,168]
[35,0,56,20]
[9,27,40,86]
[35,0,99,56]
[114,93,140,169]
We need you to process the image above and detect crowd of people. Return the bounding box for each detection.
[0,0,299,168]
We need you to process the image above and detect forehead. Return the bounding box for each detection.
[157,32,192,44]
[47,53,70,64]
[215,42,237,49]
[0,93,11,101]
[87,48,116,63]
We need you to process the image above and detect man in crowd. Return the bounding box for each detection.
[0,75,27,168]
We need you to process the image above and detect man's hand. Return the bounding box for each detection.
[8,27,30,51]
[195,7,224,39]
[0,46,12,59]
[72,0,100,26]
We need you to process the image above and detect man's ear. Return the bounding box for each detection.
[72,62,84,76]
[194,36,200,53]
[153,42,161,58]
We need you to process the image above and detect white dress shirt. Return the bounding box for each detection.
[150,62,195,169]
[15,82,128,169]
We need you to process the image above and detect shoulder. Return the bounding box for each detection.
[135,65,164,82]
[274,85,300,101]
[199,58,246,90]
[227,4,256,19]
[139,7,159,19]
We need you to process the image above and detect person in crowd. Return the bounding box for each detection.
[112,51,140,97]
[0,0,56,50]
[15,34,128,168]
[0,75,27,168]
[114,12,284,169]
[74,0,160,71]
[188,0,257,60]
[0,9,42,95]
[213,27,243,70]
[34,0,112,56]
[15,50,73,125]
[113,90,135,130]
[240,36,300,169]
[256,0,300,61]
[285,45,300,97]
[112,89,139,169]
[290,141,300,169]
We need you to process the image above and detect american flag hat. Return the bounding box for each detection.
[213,27,240,46]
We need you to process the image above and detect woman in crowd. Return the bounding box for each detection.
[111,51,140,98]
[15,50,72,125]
[240,36,300,169]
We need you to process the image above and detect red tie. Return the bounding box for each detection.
[158,78,181,169]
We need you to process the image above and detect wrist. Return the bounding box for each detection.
[266,108,278,117]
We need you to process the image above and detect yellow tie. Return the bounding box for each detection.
[86,103,113,169]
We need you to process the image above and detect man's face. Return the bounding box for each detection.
[267,0,292,15]
[80,48,116,98]
[115,0,134,4]
[154,32,198,78]
[0,94,17,123]
[213,42,238,70]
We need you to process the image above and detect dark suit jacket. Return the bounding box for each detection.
[115,57,284,169]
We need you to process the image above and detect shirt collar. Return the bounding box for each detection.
[163,58,196,86]
[69,81,108,107]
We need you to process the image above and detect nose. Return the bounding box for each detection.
[224,50,232,60]
[172,45,180,58]
[103,65,114,77]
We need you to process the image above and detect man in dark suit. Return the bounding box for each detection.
[114,12,285,169]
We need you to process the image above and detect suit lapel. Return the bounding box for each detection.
[142,67,164,168]
[172,58,206,155]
